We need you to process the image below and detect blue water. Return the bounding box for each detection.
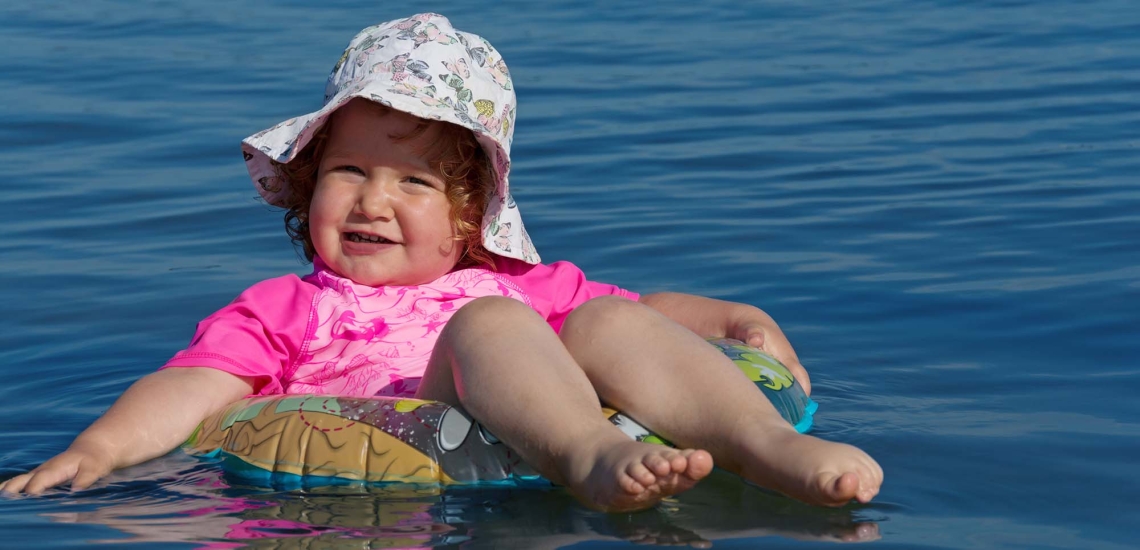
[2,1,1138,548]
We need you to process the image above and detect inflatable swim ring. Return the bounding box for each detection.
[182,338,817,488]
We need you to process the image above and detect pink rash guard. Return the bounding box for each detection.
[162,257,638,398]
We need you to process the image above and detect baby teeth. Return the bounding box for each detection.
[350,233,389,243]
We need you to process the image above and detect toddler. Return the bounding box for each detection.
[2,14,881,512]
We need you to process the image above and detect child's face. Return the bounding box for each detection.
[309,100,462,286]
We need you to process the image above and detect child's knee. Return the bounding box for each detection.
[562,296,656,340]
[444,296,541,340]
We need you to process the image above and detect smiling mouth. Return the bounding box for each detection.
[345,232,395,244]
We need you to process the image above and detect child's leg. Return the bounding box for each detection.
[415,297,713,512]
[558,297,883,507]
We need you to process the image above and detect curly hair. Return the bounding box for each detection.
[265,102,499,270]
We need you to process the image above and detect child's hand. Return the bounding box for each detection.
[0,442,116,495]
[1,368,254,497]
[638,292,813,394]
[731,312,812,395]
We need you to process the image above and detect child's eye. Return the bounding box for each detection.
[338,165,365,175]
[407,176,441,188]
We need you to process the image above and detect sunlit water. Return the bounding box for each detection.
[2,1,1138,548]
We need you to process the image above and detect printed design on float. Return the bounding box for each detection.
[716,340,796,391]
[185,339,815,487]
[185,394,536,485]
[606,409,670,446]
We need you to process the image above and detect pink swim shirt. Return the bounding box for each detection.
[162,258,638,398]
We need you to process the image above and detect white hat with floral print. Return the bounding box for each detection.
[241,13,539,264]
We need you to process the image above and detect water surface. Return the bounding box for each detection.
[2,1,1138,548]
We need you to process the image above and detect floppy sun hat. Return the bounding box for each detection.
[241,13,539,264]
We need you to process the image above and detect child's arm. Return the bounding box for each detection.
[0,367,253,495]
[638,292,811,394]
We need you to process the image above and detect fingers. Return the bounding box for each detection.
[782,356,811,396]
[0,474,28,494]
[1,467,72,496]
[0,451,111,496]
[744,329,766,349]
[24,467,75,495]
[737,323,812,395]
[72,459,111,491]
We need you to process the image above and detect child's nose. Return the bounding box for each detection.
[357,178,398,220]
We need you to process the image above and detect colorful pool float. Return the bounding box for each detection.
[182,338,817,487]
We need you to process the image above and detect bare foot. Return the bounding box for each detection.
[735,425,882,507]
[558,433,714,513]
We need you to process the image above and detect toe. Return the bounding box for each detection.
[644,453,673,477]
[618,471,647,495]
[833,472,861,503]
[626,461,657,489]
[854,463,882,502]
[856,479,880,503]
[666,452,688,474]
[813,471,856,506]
[681,450,714,480]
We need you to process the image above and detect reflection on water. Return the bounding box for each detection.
[32,455,877,548]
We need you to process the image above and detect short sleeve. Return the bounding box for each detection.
[160,275,317,396]
[496,259,639,333]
